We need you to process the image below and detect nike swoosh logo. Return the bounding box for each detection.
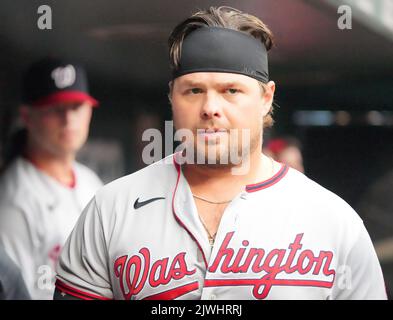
[133,197,165,210]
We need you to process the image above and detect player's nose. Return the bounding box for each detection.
[58,107,76,126]
[200,91,223,120]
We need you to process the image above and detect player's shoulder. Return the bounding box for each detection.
[94,154,177,204]
[284,167,353,205]
[0,158,35,203]
[284,167,363,223]
[281,168,360,220]
[73,161,103,187]
[0,157,23,187]
[0,158,40,221]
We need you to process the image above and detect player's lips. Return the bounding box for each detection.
[197,128,228,141]
[198,128,228,133]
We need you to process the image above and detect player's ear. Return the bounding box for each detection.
[261,81,275,117]
[167,81,173,104]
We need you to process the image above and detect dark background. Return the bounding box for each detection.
[0,0,392,298]
[1,0,392,198]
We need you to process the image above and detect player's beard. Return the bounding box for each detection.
[183,126,261,168]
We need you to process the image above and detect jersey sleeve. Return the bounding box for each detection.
[0,202,38,299]
[54,196,112,300]
[332,222,387,300]
[0,245,31,300]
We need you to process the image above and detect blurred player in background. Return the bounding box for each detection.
[0,57,103,299]
[0,245,30,300]
[264,136,304,173]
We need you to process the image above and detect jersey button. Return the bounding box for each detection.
[209,294,216,300]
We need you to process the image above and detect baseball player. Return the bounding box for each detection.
[54,7,386,300]
[264,137,305,173]
[0,245,30,300]
[0,57,103,299]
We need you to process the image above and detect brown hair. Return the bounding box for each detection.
[168,6,275,128]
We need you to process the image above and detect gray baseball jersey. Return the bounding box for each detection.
[55,153,387,300]
[0,157,102,300]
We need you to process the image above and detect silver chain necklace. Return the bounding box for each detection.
[192,193,232,204]
[192,157,275,246]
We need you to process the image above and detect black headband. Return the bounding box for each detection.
[172,26,269,83]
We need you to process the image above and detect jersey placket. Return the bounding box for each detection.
[173,163,250,299]
[199,193,247,300]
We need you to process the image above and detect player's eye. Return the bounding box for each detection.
[226,88,239,94]
[190,88,203,94]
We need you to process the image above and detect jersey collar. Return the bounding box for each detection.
[245,164,289,193]
[172,152,289,194]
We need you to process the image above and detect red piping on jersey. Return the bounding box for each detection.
[142,281,199,300]
[172,156,208,269]
[69,169,77,188]
[55,279,111,300]
[204,278,334,289]
[245,163,289,193]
